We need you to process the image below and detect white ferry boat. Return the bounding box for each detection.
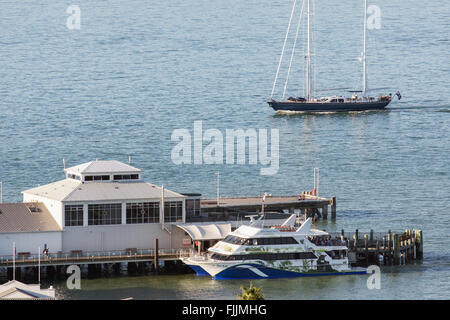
[182,215,366,280]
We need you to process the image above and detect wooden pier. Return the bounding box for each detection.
[0,247,190,269]
[327,228,424,266]
[0,245,193,281]
[200,193,337,220]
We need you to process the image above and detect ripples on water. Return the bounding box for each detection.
[0,0,449,299]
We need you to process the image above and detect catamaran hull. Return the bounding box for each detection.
[268,100,391,112]
[207,263,366,280]
[186,264,210,276]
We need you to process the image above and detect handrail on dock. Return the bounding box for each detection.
[0,248,191,267]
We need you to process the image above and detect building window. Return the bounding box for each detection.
[113,174,139,180]
[164,201,183,222]
[65,205,84,226]
[186,199,201,217]
[126,202,160,224]
[85,175,110,181]
[88,203,122,225]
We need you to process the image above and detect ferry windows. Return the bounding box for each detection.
[223,236,298,246]
[211,252,317,261]
[126,202,155,224]
[67,174,81,180]
[88,203,122,225]
[223,235,247,245]
[326,250,346,259]
[164,201,183,222]
[126,202,159,224]
[297,252,316,259]
[65,205,84,226]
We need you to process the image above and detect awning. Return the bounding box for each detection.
[175,223,231,241]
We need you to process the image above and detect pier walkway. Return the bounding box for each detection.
[0,248,190,268]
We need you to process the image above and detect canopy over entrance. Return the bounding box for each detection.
[175,223,231,241]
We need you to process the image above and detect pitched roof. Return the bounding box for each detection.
[64,160,143,174]
[63,181,185,202]
[22,179,81,201]
[0,281,55,300]
[22,179,185,202]
[0,203,61,233]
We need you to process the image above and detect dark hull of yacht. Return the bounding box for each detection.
[268,99,391,112]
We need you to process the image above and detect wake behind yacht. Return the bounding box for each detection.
[182,215,366,280]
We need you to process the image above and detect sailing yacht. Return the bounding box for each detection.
[182,216,366,280]
[268,0,400,112]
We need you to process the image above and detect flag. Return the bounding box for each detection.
[395,91,402,100]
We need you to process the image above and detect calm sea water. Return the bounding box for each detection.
[0,0,449,299]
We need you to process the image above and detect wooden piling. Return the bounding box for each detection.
[154,238,159,273]
[416,230,423,260]
[387,230,392,264]
[364,234,369,264]
[322,205,328,220]
[376,240,380,265]
[393,234,400,265]
[331,197,336,219]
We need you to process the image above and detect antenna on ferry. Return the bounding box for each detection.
[63,158,66,169]
[128,155,131,164]
[0,181,3,204]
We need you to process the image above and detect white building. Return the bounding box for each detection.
[1,160,194,255]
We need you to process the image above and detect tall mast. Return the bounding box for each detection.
[306,0,311,101]
[362,0,367,97]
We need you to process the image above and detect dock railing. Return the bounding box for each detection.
[0,248,191,267]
